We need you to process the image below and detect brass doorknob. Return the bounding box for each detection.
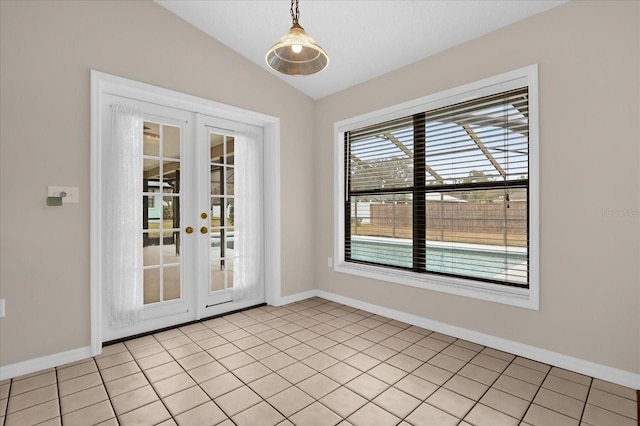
[185,226,194,234]
[200,226,208,234]
[201,212,208,219]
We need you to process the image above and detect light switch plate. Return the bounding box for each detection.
[48,186,79,203]
[0,299,5,318]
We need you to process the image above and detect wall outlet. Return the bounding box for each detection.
[0,299,5,318]
[327,257,333,268]
[48,186,79,204]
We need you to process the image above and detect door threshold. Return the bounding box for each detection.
[102,302,267,347]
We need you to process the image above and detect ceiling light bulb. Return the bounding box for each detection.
[291,44,302,53]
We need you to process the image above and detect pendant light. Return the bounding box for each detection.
[265,0,329,76]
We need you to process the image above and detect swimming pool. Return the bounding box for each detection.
[350,238,527,282]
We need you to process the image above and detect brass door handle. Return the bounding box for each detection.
[201,212,208,219]
[200,226,208,234]
[185,226,194,234]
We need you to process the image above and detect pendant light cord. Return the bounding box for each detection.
[290,0,300,25]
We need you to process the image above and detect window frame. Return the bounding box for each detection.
[334,65,539,309]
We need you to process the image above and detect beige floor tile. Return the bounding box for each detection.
[6,384,57,414]
[342,336,375,352]
[395,329,425,344]
[110,385,158,415]
[174,401,228,426]
[457,362,501,385]
[185,328,216,342]
[322,345,357,361]
[443,374,489,401]
[463,403,519,426]
[162,386,209,416]
[534,387,585,419]
[522,404,579,426]
[470,353,510,373]
[207,343,241,359]
[590,379,637,400]
[452,339,484,352]
[5,399,59,426]
[548,367,591,386]
[322,362,362,385]
[271,335,302,351]
[345,373,389,400]
[302,352,339,372]
[200,372,243,399]
[97,343,128,357]
[493,375,539,401]
[186,360,227,383]
[58,372,103,397]
[285,343,319,360]
[145,361,184,383]
[412,363,454,386]
[480,347,515,362]
[308,336,340,351]
[379,336,412,352]
[360,329,389,343]
[100,360,141,382]
[104,372,148,397]
[62,400,115,426]
[362,344,397,361]
[243,322,272,335]
[177,351,214,371]
[325,329,355,343]
[426,387,475,418]
[154,328,184,342]
[232,401,285,426]
[261,352,298,371]
[503,363,547,386]
[1,382,10,399]
[386,353,423,372]
[581,403,637,426]
[0,398,7,417]
[372,386,421,418]
[10,371,56,396]
[124,335,158,349]
[118,400,171,426]
[401,344,437,362]
[394,374,438,400]
[152,372,196,398]
[57,360,98,382]
[195,335,228,351]
[137,351,173,370]
[367,363,407,385]
[60,384,108,415]
[441,344,478,362]
[428,353,467,373]
[218,352,256,371]
[245,343,281,360]
[235,361,272,383]
[405,403,460,426]
[95,351,134,370]
[320,386,367,418]
[277,362,317,384]
[221,328,252,343]
[291,329,321,343]
[129,342,165,360]
[256,329,287,342]
[541,375,589,401]
[268,386,315,417]
[512,357,551,374]
[214,385,261,417]
[415,336,450,352]
[347,402,400,426]
[168,343,202,360]
[587,388,637,419]
[248,373,291,399]
[38,417,62,426]
[289,401,342,426]
[298,373,340,399]
[159,335,192,351]
[479,387,530,419]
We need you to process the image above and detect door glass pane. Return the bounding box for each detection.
[144,268,160,304]
[163,125,181,159]
[143,122,181,305]
[143,122,160,156]
[210,259,225,292]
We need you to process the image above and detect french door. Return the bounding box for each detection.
[101,95,264,342]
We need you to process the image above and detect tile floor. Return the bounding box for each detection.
[1,297,637,426]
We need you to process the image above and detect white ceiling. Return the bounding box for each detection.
[155,0,566,100]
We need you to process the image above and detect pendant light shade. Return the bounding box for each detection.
[266,1,328,76]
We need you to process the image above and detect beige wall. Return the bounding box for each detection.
[0,0,315,365]
[314,1,640,374]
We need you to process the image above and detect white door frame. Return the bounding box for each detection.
[90,70,281,356]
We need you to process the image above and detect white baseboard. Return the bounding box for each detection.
[292,289,639,390]
[275,289,319,307]
[0,346,92,381]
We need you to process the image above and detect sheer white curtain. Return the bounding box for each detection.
[233,131,263,302]
[104,105,144,327]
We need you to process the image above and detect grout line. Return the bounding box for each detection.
[579,376,594,424]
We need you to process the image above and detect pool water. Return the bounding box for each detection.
[350,239,527,281]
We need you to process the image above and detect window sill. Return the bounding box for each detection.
[334,260,538,310]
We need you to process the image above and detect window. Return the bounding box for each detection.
[335,66,538,309]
